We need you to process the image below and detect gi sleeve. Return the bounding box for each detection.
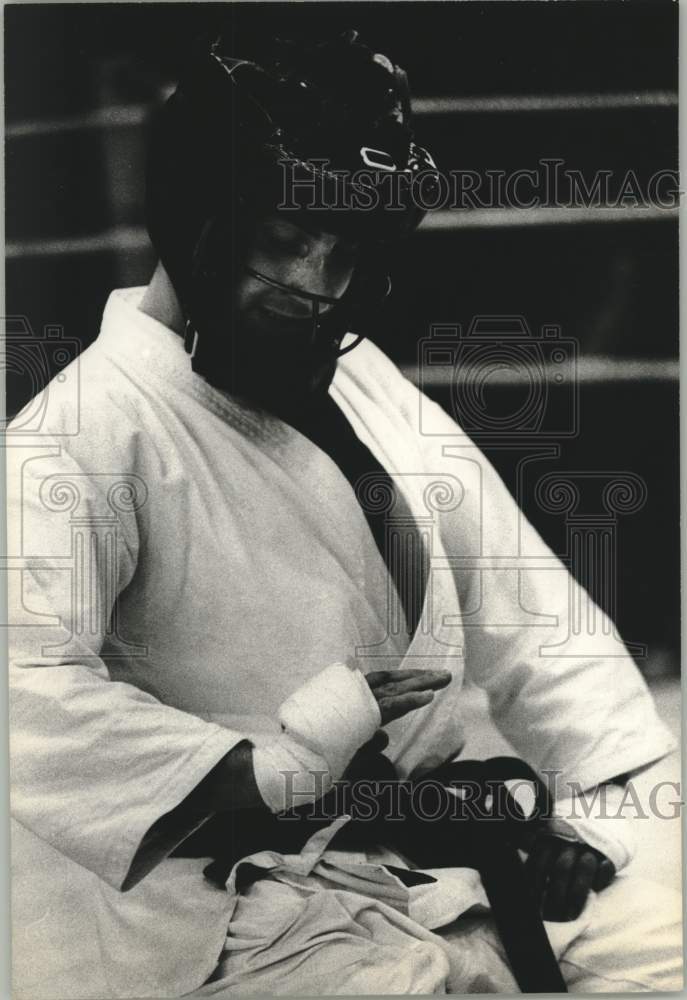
[409,388,676,793]
[8,440,246,891]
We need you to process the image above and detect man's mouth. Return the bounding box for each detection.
[258,304,316,337]
[262,297,313,321]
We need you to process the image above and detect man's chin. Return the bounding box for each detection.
[206,318,340,421]
[229,361,338,424]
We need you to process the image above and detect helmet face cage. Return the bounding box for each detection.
[185,210,394,367]
[242,265,373,357]
[146,29,440,392]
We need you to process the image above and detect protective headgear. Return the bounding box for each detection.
[145,29,439,413]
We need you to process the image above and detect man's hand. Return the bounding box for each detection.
[365,669,452,726]
[523,831,616,922]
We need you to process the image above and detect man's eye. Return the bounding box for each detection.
[260,225,309,256]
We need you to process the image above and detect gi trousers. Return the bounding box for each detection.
[188,872,682,995]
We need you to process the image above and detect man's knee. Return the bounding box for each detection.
[592,873,681,938]
[563,874,683,992]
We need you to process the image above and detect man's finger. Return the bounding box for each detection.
[372,671,452,699]
[526,837,554,904]
[526,836,558,901]
[366,669,450,691]
[365,670,395,689]
[378,690,434,724]
[565,850,598,921]
[542,844,578,921]
[366,669,429,689]
[592,856,616,892]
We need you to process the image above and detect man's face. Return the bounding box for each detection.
[222,213,360,420]
[235,214,359,335]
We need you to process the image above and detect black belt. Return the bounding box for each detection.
[176,754,567,993]
[388,757,568,994]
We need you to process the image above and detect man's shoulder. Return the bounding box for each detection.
[7,338,146,466]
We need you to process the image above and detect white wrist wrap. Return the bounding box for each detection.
[549,784,635,872]
[253,663,381,814]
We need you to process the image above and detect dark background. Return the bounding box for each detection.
[5,1,679,673]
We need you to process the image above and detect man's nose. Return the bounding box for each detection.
[292,254,348,305]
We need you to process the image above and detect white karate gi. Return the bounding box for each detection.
[8,288,681,997]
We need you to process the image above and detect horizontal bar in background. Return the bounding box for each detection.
[419,206,678,231]
[6,201,678,260]
[6,104,151,139]
[403,357,679,386]
[6,226,151,258]
[5,89,678,139]
[412,91,678,116]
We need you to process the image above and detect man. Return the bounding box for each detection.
[8,29,681,997]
